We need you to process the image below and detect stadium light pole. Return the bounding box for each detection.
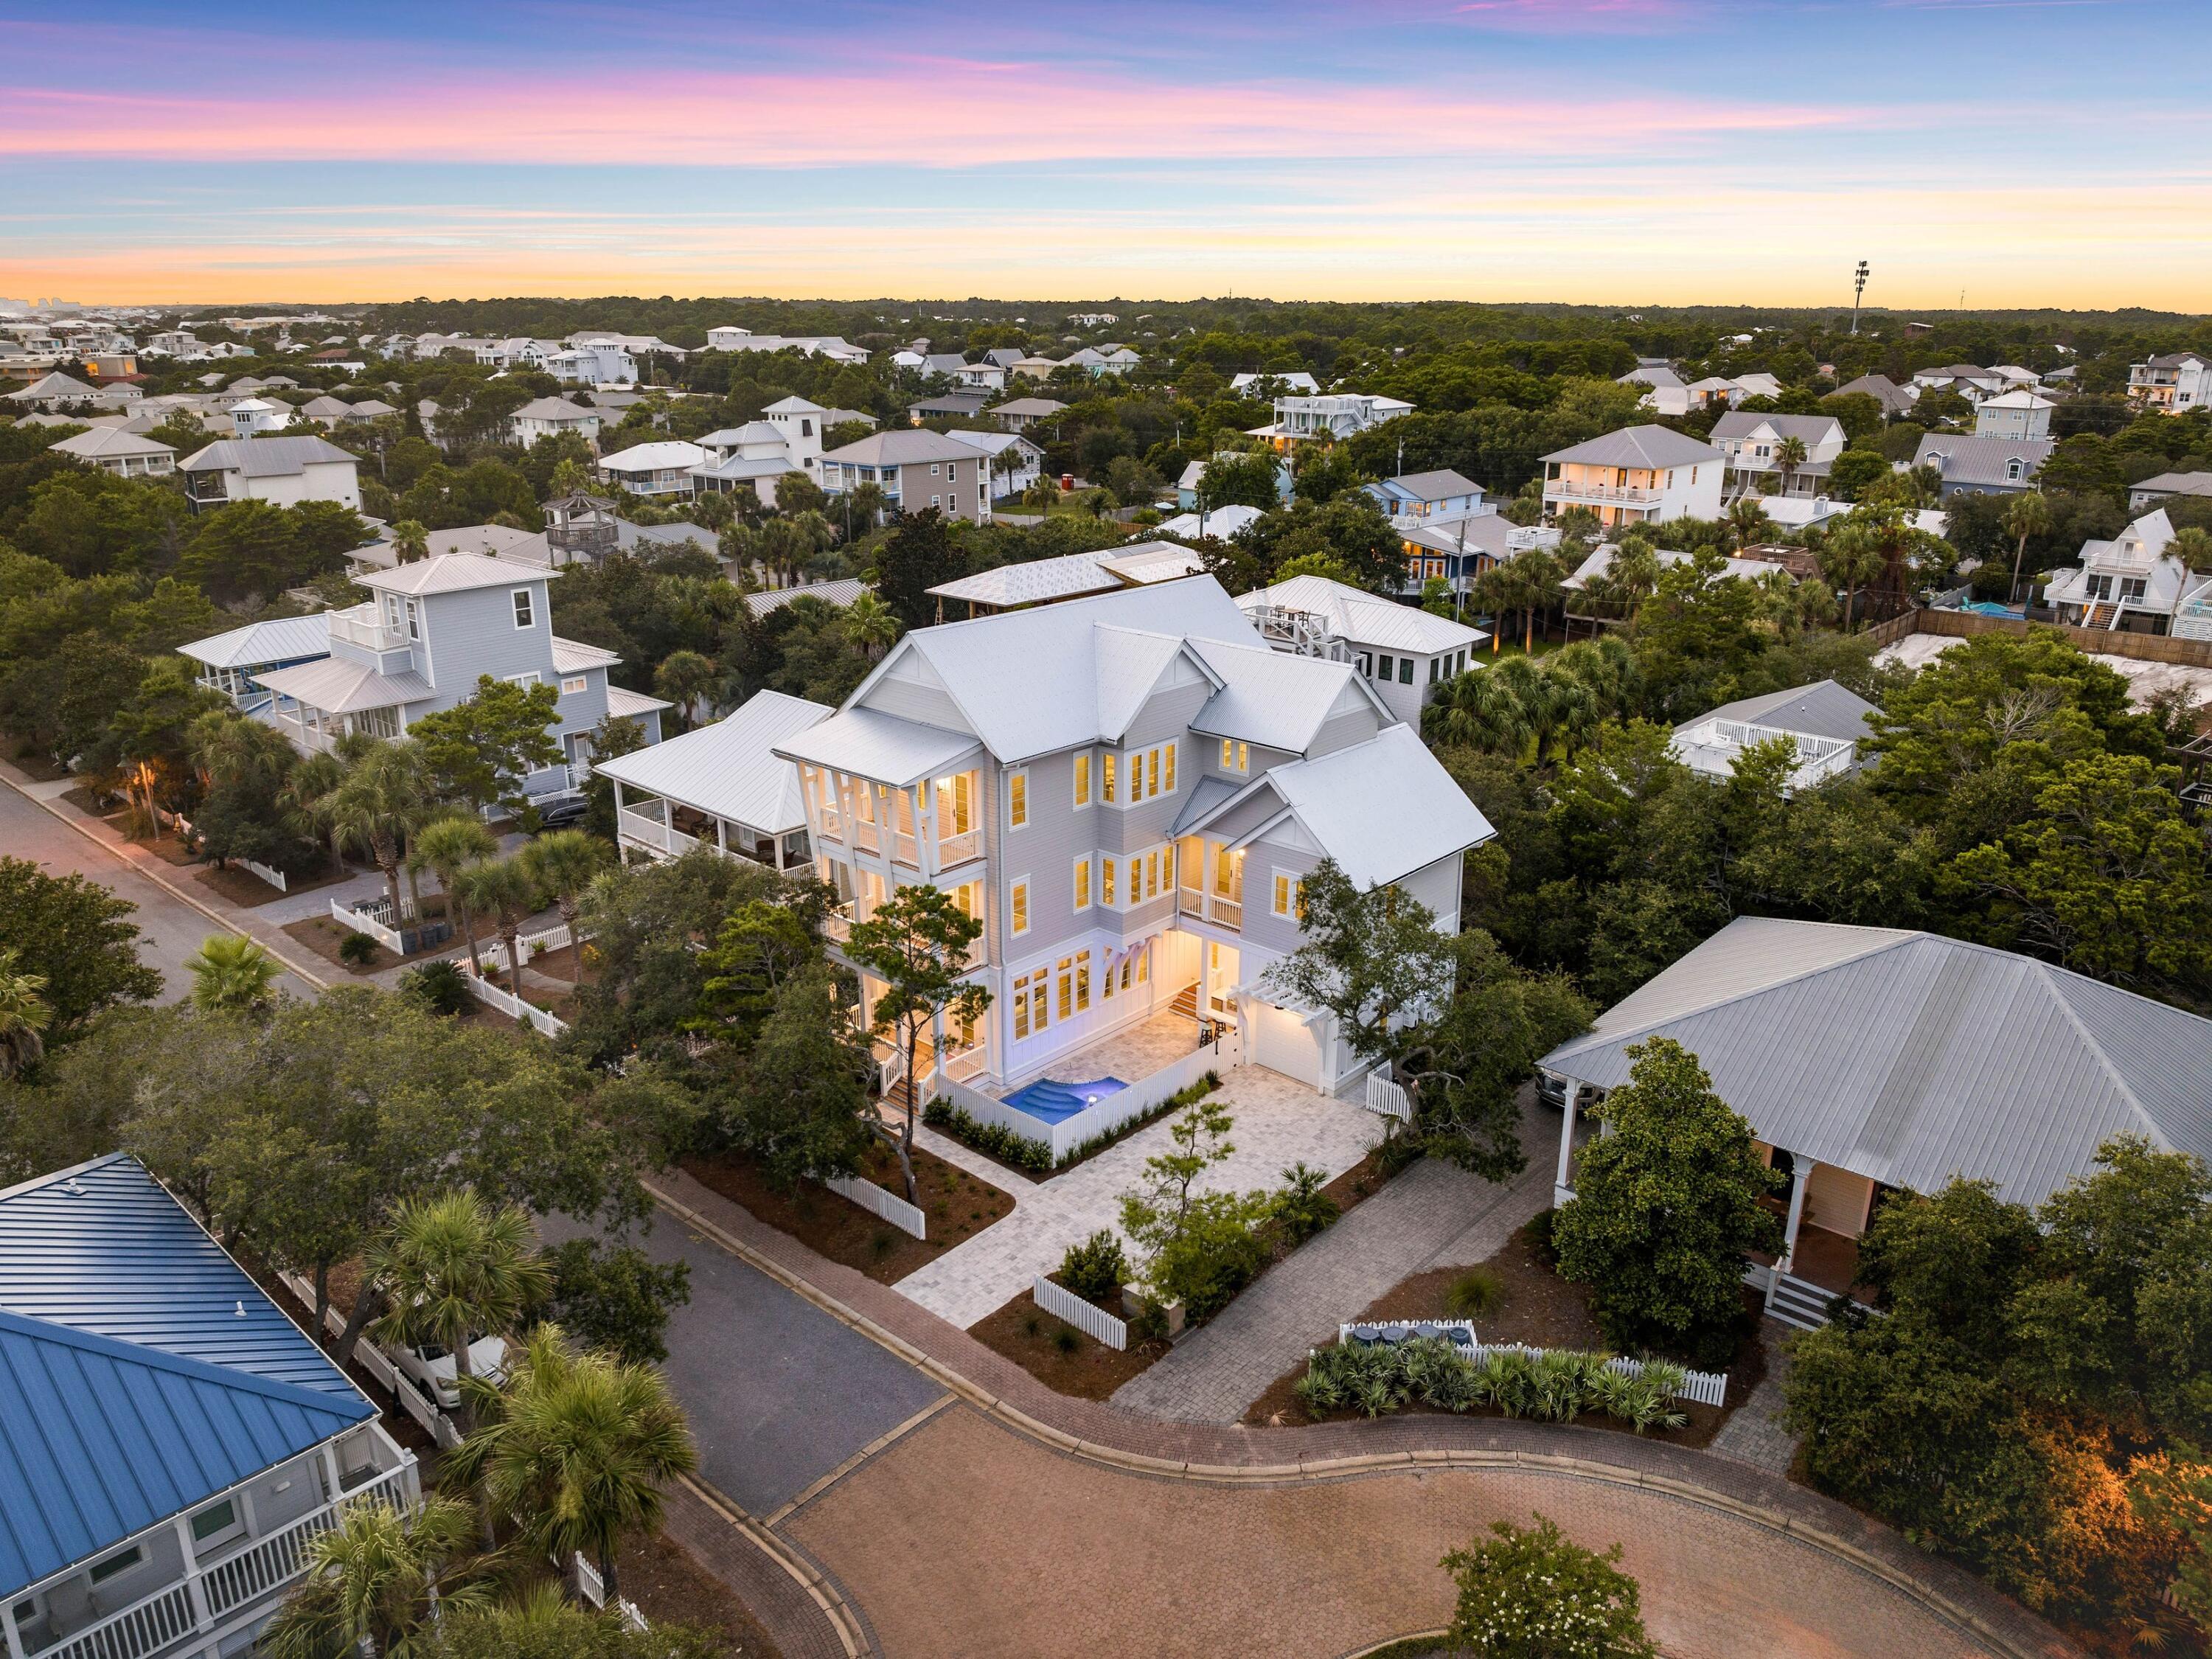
[1851,260,1871,335]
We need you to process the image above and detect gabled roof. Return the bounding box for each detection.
[1676,678,1878,745]
[1236,574,1486,656]
[773,705,984,787]
[992,397,1066,417]
[49,425,174,461]
[0,1155,374,1596]
[1913,434,2054,487]
[1374,468,1483,502]
[1543,425,1722,470]
[5,371,101,401]
[359,551,546,597]
[176,612,331,670]
[823,428,989,466]
[597,440,707,472]
[550,635,620,673]
[927,549,1130,608]
[255,657,435,714]
[1186,724,1494,888]
[1184,637,1392,752]
[178,436,356,476]
[1710,412,1843,446]
[742,578,867,617]
[1541,917,2212,1209]
[597,689,826,830]
[509,396,597,421]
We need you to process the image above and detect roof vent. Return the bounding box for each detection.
[235,1301,246,1318]
[61,1178,85,1197]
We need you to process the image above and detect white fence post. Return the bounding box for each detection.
[459,967,569,1037]
[1033,1275,1128,1350]
[820,1172,926,1239]
[330,897,405,953]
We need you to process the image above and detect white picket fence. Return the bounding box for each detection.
[331,896,406,953]
[238,857,289,893]
[481,921,580,974]
[461,967,569,1037]
[571,1552,649,1631]
[1364,1073,1412,1122]
[1033,1274,1128,1350]
[821,1172,927,1240]
[276,1271,463,1450]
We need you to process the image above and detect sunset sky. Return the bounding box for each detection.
[4,0,2208,310]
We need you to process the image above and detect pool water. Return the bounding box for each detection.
[1001,1076,1129,1124]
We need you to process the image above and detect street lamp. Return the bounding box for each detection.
[1851,260,1871,336]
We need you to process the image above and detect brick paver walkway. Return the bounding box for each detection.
[1113,1093,1568,1422]
[646,1166,2080,1659]
[786,1402,2003,1659]
[1710,1329,1802,1476]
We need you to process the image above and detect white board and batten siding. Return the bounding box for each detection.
[821,1172,927,1239]
[1033,1275,1128,1349]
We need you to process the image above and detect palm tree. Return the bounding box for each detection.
[2174,526,2212,574]
[188,709,296,795]
[1605,539,1664,636]
[444,1325,697,1604]
[366,1190,552,1433]
[1818,525,1887,633]
[842,591,900,661]
[410,814,498,977]
[1725,496,1774,551]
[453,856,540,996]
[2002,490,2053,605]
[1422,664,1534,757]
[518,830,608,980]
[0,950,52,1079]
[323,740,433,919]
[652,650,717,728]
[1773,435,1809,499]
[186,933,281,1016]
[280,748,348,874]
[391,519,431,565]
[261,1495,495,1659]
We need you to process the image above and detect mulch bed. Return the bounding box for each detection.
[60,784,111,816]
[1239,1217,1764,1447]
[282,914,403,975]
[681,1139,1014,1285]
[617,1528,783,1659]
[4,747,70,782]
[967,1277,1170,1400]
[193,857,357,908]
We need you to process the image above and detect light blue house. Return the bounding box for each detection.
[0,1155,419,1659]
[1363,469,1486,523]
[181,552,669,801]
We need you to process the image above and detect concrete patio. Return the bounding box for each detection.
[895,1062,1383,1331]
[1011,1004,1209,1095]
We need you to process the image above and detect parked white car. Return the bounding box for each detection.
[386,1334,508,1411]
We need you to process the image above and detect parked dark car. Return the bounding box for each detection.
[532,794,589,832]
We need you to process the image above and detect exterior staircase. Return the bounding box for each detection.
[1764,1270,1843,1332]
[1169,984,1200,1022]
[2084,600,2118,629]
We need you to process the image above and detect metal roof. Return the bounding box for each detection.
[1914,434,2055,488]
[1541,917,2212,1208]
[1675,678,1877,746]
[49,425,175,460]
[773,705,984,787]
[1543,425,1722,470]
[1236,574,1486,655]
[1375,469,1482,502]
[928,551,1127,608]
[605,686,672,718]
[597,441,707,473]
[178,436,357,476]
[1187,724,1495,888]
[597,689,828,829]
[360,552,546,597]
[1185,637,1391,753]
[1710,412,1843,445]
[550,635,621,673]
[822,428,989,466]
[0,1155,373,1596]
[255,657,434,714]
[176,612,331,670]
[742,578,867,617]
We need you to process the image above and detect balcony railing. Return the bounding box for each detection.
[616,804,700,858]
[1206,896,1243,931]
[1544,481,1663,506]
[45,1462,413,1659]
[326,603,408,652]
[937,828,981,867]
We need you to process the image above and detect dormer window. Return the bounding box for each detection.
[2006,459,2025,482]
[511,588,535,630]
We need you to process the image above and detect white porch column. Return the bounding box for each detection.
[1777,1158,1809,1276]
[4,1598,27,1659]
[917,776,939,880]
[173,1515,212,1638]
[1553,1079,1579,1206]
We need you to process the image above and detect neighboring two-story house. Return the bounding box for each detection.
[765,577,1492,1097]
[597,440,707,498]
[177,436,361,513]
[0,1154,419,1659]
[182,552,667,795]
[47,425,175,478]
[2042,508,2212,637]
[1708,412,1846,498]
[1540,425,1724,529]
[1912,432,2053,501]
[819,430,996,523]
[1974,390,2053,440]
[2129,352,2212,413]
[1234,574,1486,725]
[1670,679,1880,793]
[507,396,603,448]
[1397,514,1562,601]
[1252,392,1414,448]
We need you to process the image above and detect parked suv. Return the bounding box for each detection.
[387,1333,509,1411]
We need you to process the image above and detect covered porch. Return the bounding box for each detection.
[611,783,812,872]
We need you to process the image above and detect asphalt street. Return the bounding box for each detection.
[0,778,316,1003]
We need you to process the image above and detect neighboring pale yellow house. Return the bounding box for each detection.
[1540,424,1725,529]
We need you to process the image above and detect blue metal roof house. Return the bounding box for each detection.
[0,1155,418,1659]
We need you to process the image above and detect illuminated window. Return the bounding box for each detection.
[1102,857,1116,906]
[1073,857,1091,911]
[1164,742,1176,792]
[560,675,588,695]
[1014,970,1039,1038]
[1137,946,1150,983]
[1075,950,1091,1012]
[1147,749,1160,797]
[1010,879,1030,936]
[1057,957,1074,1021]
[1273,874,1304,917]
[1073,754,1091,807]
[1102,753,1116,804]
[1009,770,1028,828]
[1126,751,1144,804]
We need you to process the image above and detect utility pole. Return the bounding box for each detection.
[1851,260,1870,336]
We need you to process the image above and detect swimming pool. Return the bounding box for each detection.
[1001,1076,1129,1125]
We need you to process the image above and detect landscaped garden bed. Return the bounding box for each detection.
[615,1528,783,1659]
[192,855,356,908]
[968,1277,1169,1400]
[1241,1214,1761,1444]
[922,1068,1225,1178]
[283,913,404,973]
[682,1139,1012,1284]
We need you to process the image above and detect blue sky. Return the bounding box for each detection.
[2,0,2206,307]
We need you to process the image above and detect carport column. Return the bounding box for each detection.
[1777,1156,1809,1278]
[1553,1080,1579,1206]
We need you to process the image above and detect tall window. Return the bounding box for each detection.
[511,588,535,629]
[1073,856,1091,911]
[1010,879,1030,935]
[1102,858,1116,907]
[1074,949,1091,1012]
[1102,753,1116,804]
[1273,874,1304,918]
[1008,770,1028,829]
[1164,741,1176,792]
[1057,957,1074,1022]
[1014,970,1043,1038]
[1073,753,1091,807]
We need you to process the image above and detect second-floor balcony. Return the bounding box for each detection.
[326,602,408,652]
[824,897,986,967]
[1545,479,1664,507]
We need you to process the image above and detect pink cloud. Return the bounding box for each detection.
[0,67,1845,166]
